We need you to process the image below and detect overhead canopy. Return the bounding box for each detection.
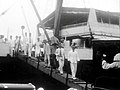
[42,7,90,29]
[42,7,120,29]
[41,7,120,40]
[92,38,120,49]
[96,9,120,25]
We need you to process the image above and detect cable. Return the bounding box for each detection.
[87,0,93,8]
[21,5,31,33]
[0,0,18,16]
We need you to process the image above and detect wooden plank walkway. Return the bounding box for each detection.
[18,53,92,90]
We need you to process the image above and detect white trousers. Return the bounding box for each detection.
[70,63,77,78]
[58,58,64,73]
[35,48,41,57]
[23,44,28,55]
[28,43,32,57]
[44,54,50,66]
[9,46,14,56]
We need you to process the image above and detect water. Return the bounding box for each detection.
[0,57,69,90]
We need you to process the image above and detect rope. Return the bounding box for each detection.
[21,5,31,33]
[0,1,17,16]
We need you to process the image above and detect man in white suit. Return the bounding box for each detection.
[14,36,19,56]
[9,35,14,57]
[22,31,28,55]
[68,43,80,79]
[28,33,33,57]
[43,40,51,67]
[55,43,65,74]
[35,38,41,58]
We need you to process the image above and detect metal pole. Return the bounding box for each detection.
[65,60,69,85]
[30,0,50,42]
[54,0,63,40]
[119,16,120,39]
[119,0,120,38]
[21,5,31,33]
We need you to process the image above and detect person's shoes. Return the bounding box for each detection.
[60,72,63,75]
[28,56,31,59]
[73,77,77,80]
[47,65,51,68]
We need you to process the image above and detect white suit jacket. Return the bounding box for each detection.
[43,43,50,55]
[68,50,79,63]
[55,48,65,61]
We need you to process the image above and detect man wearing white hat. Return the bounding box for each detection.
[28,33,33,57]
[35,38,42,58]
[14,36,19,56]
[43,40,51,67]
[9,35,14,57]
[68,43,80,79]
[22,31,28,55]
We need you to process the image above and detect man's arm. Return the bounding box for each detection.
[102,60,120,69]
[102,60,111,69]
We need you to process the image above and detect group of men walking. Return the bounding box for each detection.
[8,32,31,57]
[8,34,80,80]
[51,38,80,80]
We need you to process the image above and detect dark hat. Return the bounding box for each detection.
[71,43,77,48]
[0,35,4,39]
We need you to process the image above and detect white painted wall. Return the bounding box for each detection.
[0,42,9,56]
[61,25,89,37]
[60,8,120,37]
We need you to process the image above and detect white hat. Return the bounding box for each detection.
[103,54,106,57]
[67,88,77,90]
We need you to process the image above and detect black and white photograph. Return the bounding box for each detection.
[0,0,120,90]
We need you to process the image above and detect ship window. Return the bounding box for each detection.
[61,8,90,28]
[85,38,92,48]
[96,10,119,25]
[72,39,84,48]
[71,38,92,49]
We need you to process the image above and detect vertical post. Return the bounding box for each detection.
[119,0,120,38]
[119,16,120,39]
[37,56,40,69]
[85,82,88,90]
[65,71,69,85]
[65,59,69,85]
[37,23,41,39]
[54,0,63,39]
[50,66,53,76]
[119,10,120,38]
